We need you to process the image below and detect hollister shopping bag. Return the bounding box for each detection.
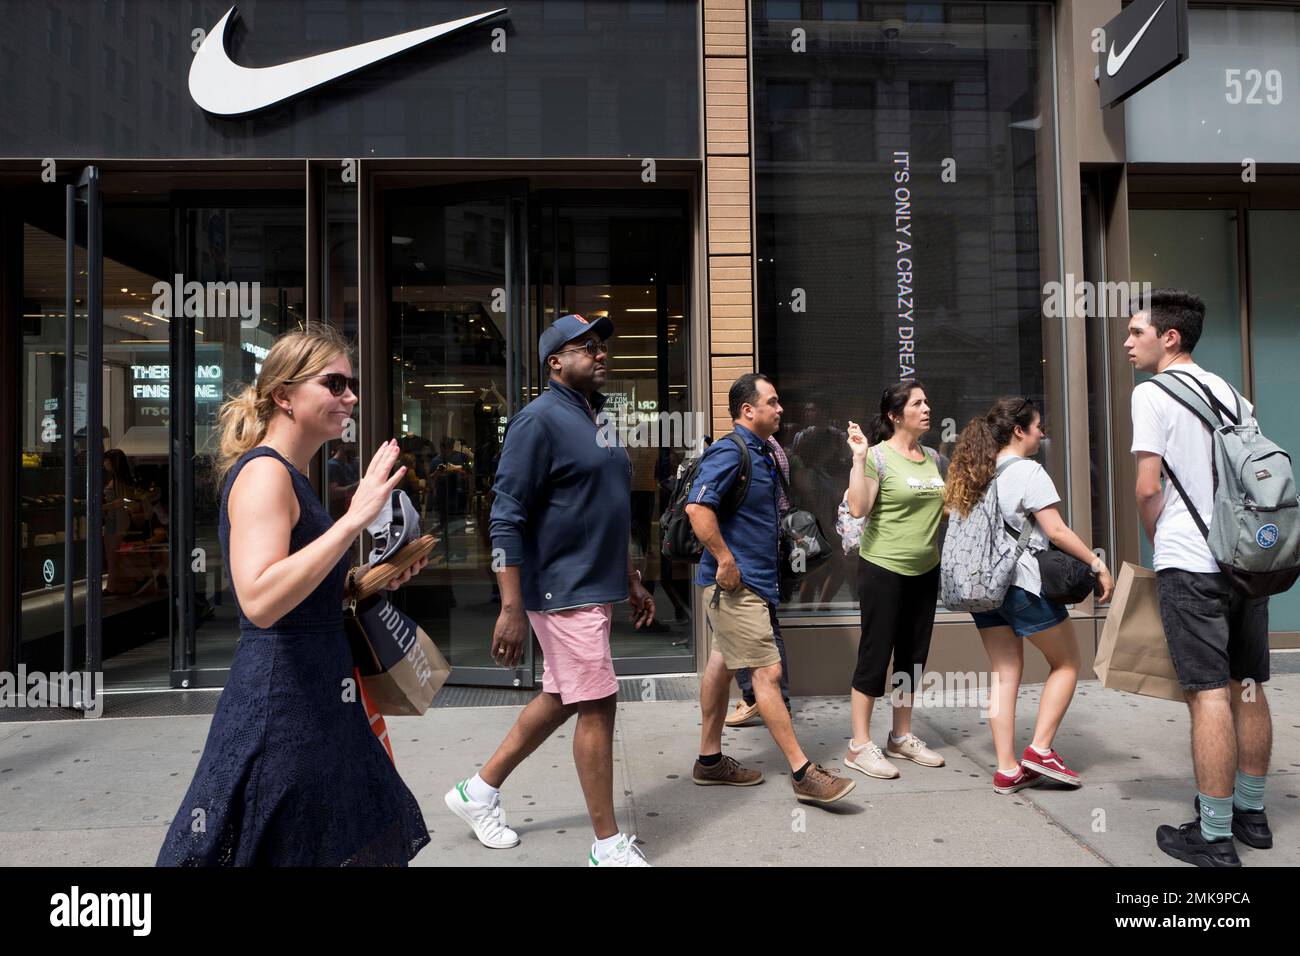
[346,594,451,716]
[1094,562,1185,703]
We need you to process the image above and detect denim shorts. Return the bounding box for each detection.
[971,586,1069,638]
[1156,568,1270,691]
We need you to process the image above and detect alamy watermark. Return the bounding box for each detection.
[1042,275,1151,321]
[597,410,708,451]
[1,665,103,717]
[888,665,1002,718]
[151,275,261,328]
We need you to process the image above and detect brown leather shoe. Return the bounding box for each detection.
[692,754,764,786]
[724,699,760,727]
[792,763,856,805]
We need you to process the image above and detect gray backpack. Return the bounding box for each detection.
[940,458,1035,612]
[1151,369,1300,598]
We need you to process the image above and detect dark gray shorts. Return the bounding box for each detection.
[1155,569,1270,691]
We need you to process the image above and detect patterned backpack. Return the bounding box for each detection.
[940,458,1035,612]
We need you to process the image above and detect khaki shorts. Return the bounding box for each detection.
[705,584,782,671]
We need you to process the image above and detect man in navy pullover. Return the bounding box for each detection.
[443,314,656,867]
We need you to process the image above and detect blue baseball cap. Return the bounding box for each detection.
[538,313,615,372]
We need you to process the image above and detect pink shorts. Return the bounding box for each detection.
[526,604,617,705]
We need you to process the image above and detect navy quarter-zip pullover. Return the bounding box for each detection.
[489,379,632,612]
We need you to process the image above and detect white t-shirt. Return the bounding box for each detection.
[993,455,1061,597]
[1130,363,1253,573]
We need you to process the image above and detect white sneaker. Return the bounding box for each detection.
[588,833,651,867]
[844,739,900,779]
[444,779,519,849]
[886,733,945,767]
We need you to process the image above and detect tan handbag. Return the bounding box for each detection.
[1094,562,1186,702]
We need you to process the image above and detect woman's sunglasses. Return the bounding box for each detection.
[302,373,359,397]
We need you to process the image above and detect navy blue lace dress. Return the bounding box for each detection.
[157,446,430,866]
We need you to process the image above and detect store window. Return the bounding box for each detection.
[753,1,1060,615]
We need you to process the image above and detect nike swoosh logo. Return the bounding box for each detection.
[189,5,508,116]
[1106,0,1166,78]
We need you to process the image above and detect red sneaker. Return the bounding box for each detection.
[993,765,1042,795]
[1021,746,1082,786]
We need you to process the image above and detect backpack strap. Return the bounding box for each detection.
[1151,371,1228,432]
[1163,368,1240,426]
[995,455,1026,476]
[1146,374,1220,542]
[993,456,1039,557]
[1002,517,1038,558]
[717,431,753,516]
[1158,458,1212,543]
[869,444,888,483]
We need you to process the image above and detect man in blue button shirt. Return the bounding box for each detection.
[444,314,657,867]
[686,373,855,805]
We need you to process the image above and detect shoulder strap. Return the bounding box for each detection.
[1159,459,1212,543]
[1001,517,1037,558]
[772,448,793,499]
[1146,376,1220,537]
[993,457,1038,557]
[869,444,887,482]
[995,455,1026,477]
[717,431,752,514]
[1151,372,1227,432]
[1164,368,1240,426]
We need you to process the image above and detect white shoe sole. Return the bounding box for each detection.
[1022,759,1082,786]
[844,756,900,780]
[443,788,520,849]
[994,777,1044,795]
[887,748,945,767]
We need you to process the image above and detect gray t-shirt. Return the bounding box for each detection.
[994,455,1061,597]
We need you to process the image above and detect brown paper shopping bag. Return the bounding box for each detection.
[345,594,451,716]
[1094,562,1185,702]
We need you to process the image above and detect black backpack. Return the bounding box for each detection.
[660,433,751,562]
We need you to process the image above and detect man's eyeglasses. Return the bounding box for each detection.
[554,339,610,359]
[301,373,359,397]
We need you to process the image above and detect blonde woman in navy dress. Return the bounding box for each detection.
[158,325,430,866]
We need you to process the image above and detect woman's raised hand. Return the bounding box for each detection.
[344,439,407,534]
[846,420,869,459]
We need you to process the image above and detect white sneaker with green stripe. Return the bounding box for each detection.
[444,779,519,849]
[587,834,651,867]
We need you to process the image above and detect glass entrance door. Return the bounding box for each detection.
[382,182,695,688]
[386,181,533,687]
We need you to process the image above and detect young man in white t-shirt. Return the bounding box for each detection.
[1127,288,1273,867]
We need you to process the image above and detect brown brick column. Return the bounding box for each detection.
[702,0,756,438]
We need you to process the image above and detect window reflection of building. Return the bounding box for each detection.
[753,1,1058,614]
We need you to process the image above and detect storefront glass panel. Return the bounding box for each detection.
[753,1,1060,615]
[1248,210,1300,632]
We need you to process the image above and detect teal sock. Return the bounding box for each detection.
[1234,770,1266,812]
[1198,792,1233,842]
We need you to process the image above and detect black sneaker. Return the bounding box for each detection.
[1193,796,1273,850]
[1156,818,1241,867]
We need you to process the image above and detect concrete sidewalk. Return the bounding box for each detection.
[1,671,1297,867]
